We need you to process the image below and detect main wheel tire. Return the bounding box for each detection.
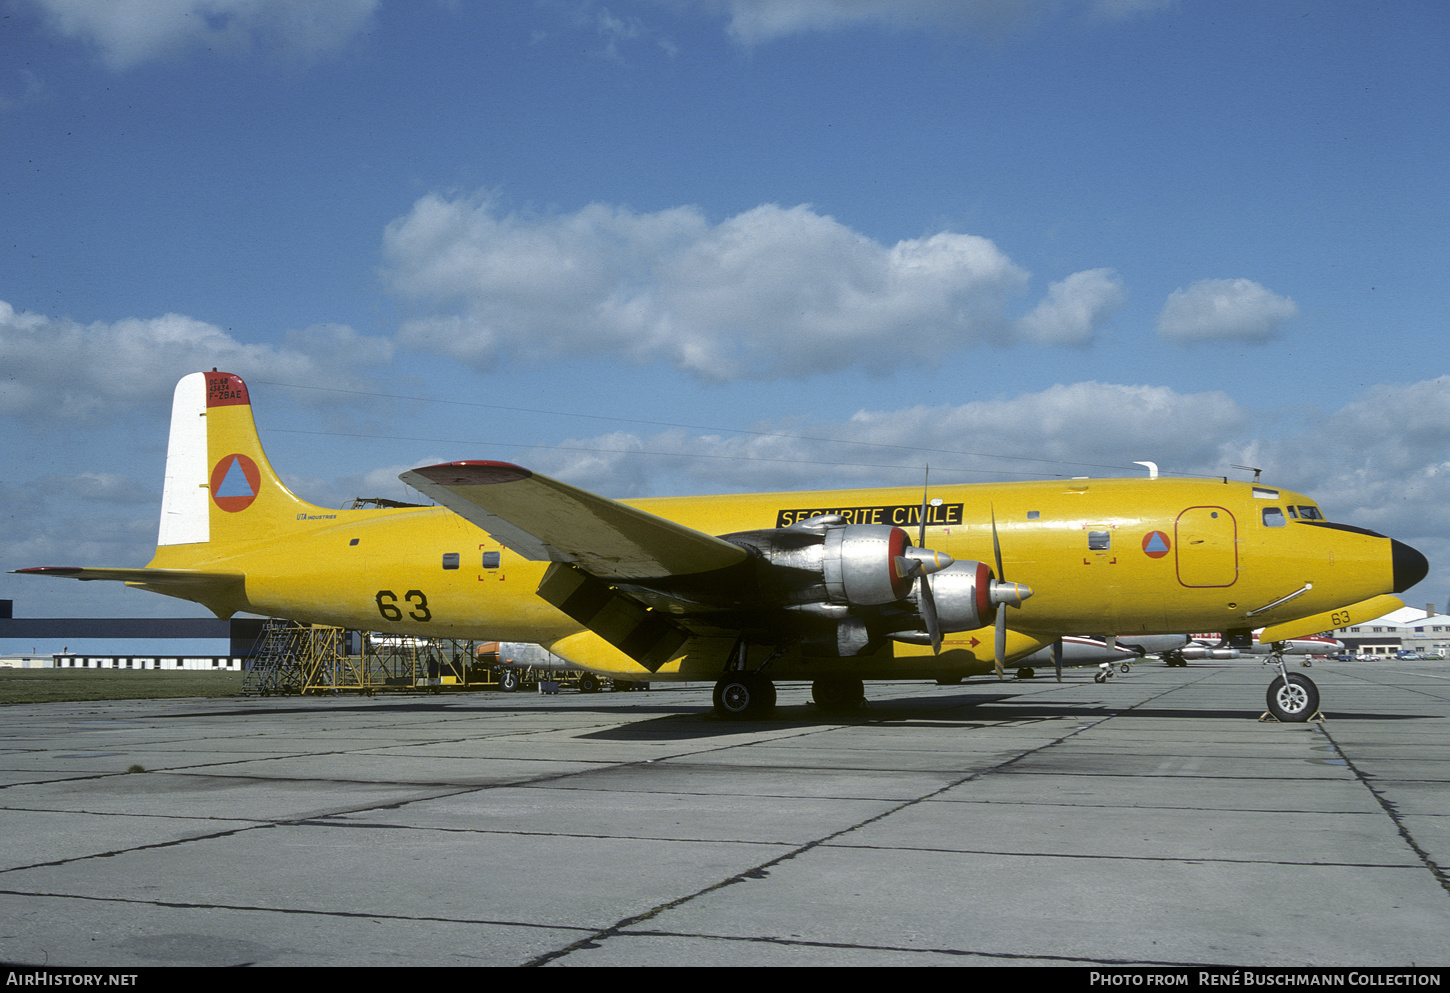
[714,676,772,717]
[499,669,520,693]
[1120,663,1131,673]
[1015,667,1035,680]
[577,672,600,694]
[1094,671,1107,684]
[1266,672,1319,722]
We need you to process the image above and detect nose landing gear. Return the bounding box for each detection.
[1261,645,1322,723]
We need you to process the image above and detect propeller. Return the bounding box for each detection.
[894,467,945,653]
[916,469,942,653]
[988,506,1033,679]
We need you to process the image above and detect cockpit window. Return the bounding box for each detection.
[1262,507,1287,527]
[1297,505,1323,521]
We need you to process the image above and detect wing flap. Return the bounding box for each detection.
[401,461,748,579]
[536,563,688,672]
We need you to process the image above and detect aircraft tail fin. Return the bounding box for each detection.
[18,372,323,618]
[154,371,326,556]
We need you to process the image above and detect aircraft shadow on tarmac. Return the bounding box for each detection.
[173,700,706,720]
[577,695,1431,741]
[169,690,1428,742]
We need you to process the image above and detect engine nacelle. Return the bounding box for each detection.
[723,518,962,656]
[822,523,913,606]
[725,520,947,609]
[916,560,994,632]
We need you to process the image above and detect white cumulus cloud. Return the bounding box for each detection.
[654,0,1168,44]
[1014,268,1125,344]
[23,0,379,69]
[1155,278,1298,344]
[515,380,1249,496]
[0,300,390,420]
[383,193,1059,380]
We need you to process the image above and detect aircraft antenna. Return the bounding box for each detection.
[1231,464,1263,483]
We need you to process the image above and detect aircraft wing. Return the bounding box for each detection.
[401,461,749,579]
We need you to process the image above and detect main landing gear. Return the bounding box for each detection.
[710,674,868,718]
[712,673,776,717]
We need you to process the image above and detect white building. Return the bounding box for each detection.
[1332,604,1450,658]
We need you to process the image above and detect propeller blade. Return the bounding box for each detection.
[1052,637,1063,682]
[986,504,1032,679]
[991,505,1004,581]
[919,574,942,654]
[994,607,1007,680]
[918,465,930,549]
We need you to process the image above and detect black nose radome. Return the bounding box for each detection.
[1392,540,1429,594]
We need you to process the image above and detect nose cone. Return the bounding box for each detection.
[1392,539,1429,593]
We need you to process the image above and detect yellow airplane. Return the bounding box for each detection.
[17,371,1429,722]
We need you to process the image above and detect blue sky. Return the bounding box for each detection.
[3,0,1448,653]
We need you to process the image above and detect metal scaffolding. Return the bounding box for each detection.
[241,620,497,695]
[238,621,639,696]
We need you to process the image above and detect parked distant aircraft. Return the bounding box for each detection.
[1012,634,1192,679]
[1184,631,1347,662]
[17,372,1427,722]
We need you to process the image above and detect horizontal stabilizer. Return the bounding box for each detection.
[14,566,240,586]
[1258,594,1404,644]
[401,461,748,579]
[12,567,247,620]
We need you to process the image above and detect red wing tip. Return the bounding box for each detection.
[409,461,534,486]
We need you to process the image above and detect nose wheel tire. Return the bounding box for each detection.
[1266,672,1319,723]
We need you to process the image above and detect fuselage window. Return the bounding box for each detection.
[482,551,501,569]
[442,552,460,570]
[1088,530,1111,550]
[1262,507,1286,527]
